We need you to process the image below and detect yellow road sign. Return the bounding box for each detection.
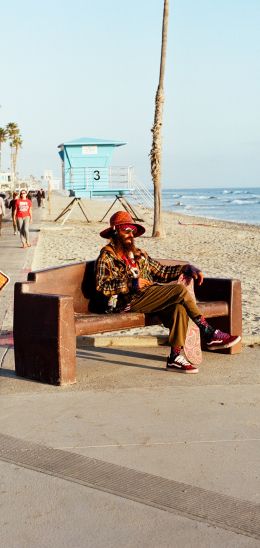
[0,271,10,292]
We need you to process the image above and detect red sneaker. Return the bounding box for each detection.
[166,354,199,374]
[207,330,241,351]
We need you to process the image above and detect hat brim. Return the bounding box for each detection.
[100,223,145,239]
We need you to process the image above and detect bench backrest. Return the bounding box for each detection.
[23,258,187,314]
[25,261,93,313]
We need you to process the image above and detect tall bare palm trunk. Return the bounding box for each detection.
[6,122,20,188]
[13,148,18,179]
[10,146,18,188]
[10,145,14,186]
[0,127,8,172]
[150,0,169,237]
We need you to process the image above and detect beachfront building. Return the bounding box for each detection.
[57,137,134,198]
[0,171,12,192]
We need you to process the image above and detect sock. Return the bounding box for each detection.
[194,316,215,341]
[170,346,182,360]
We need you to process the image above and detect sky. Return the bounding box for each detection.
[1,0,259,188]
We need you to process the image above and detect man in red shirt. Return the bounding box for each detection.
[14,190,32,248]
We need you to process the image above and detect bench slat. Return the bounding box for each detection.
[74,301,229,336]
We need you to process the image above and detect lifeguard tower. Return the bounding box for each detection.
[58,137,135,198]
[57,137,143,222]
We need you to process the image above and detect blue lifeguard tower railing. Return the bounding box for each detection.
[56,136,144,222]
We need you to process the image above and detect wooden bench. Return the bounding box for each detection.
[14,260,242,385]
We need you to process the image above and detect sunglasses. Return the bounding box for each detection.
[120,227,137,234]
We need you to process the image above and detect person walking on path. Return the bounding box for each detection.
[0,195,6,236]
[14,189,32,248]
[8,191,18,235]
[36,190,42,208]
[95,211,241,374]
[40,189,45,208]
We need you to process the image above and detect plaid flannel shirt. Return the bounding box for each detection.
[95,243,188,308]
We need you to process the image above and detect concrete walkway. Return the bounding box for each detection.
[0,209,260,547]
[0,203,42,332]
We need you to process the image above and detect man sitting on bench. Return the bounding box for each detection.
[95,211,241,374]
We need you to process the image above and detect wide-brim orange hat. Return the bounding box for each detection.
[100,210,145,239]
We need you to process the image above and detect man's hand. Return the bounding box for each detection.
[138,278,153,290]
[192,270,204,286]
[181,264,204,286]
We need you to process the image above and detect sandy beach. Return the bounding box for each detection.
[32,194,260,340]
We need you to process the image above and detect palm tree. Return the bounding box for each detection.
[11,134,23,180]
[0,127,8,172]
[6,122,20,140]
[6,122,20,186]
[150,0,169,237]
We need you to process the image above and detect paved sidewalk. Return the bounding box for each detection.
[0,209,259,547]
[0,204,42,333]
[1,345,260,547]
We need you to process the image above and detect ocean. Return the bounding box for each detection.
[162,187,260,225]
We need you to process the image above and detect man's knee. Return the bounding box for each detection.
[170,283,188,300]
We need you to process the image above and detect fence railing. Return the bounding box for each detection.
[65,166,134,192]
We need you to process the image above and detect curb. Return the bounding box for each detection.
[77,334,260,349]
[78,335,167,348]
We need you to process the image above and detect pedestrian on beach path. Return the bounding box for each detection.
[14,189,32,248]
[8,191,18,235]
[0,195,6,236]
[95,211,241,374]
[36,190,42,208]
[40,189,45,208]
